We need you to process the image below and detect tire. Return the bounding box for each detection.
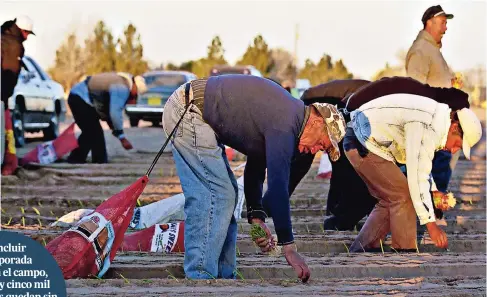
[151,120,161,127]
[129,117,139,127]
[12,104,25,148]
[43,113,59,141]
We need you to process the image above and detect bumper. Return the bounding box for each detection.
[125,105,164,120]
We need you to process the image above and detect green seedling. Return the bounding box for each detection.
[469,198,473,205]
[78,200,84,207]
[253,268,264,282]
[20,207,25,214]
[305,224,310,234]
[37,201,43,207]
[37,218,43,227]
[66,200,72,207]
[1,208,5,214]
[142,279,153,284]
[137,199,142,207]
[379,239,384,255]
[24,199,29,207]
[32,207,41,216]
[319,224,325,234]
[249,224,267,241]
[159,168,164,177]
[359,241,366,253]
[343,243,350,254]
[236,246,241,256]
[165,269,179,282]
[238,223,244,233]
[234,269,245,280]
[21,216,25,227]
[6,217,12,226]
[117,273,130,284]
[390,247,399,254]
[42,238,47,246]
[200,271,216,280]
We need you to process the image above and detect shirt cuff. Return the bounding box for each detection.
[419,215,436,225]
[247,209,267,224]
[112,130,124,138]
[275,227,294,245]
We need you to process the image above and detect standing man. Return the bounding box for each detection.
[162,75,347,282]
[67,72,146,163]
[406,5,459,192]
[344,94,482,252]
[1,16,35,175]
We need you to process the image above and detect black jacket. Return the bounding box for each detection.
[1,20,25,104]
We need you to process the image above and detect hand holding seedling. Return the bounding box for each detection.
[250,218,275,253]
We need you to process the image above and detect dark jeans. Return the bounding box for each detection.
[431,150,452,192]
[67,94,108,164]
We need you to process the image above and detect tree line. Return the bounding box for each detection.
[48,20,354,91]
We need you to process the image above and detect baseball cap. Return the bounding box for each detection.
[422,5,454,25]
[15,15,35,35]
[310,103,346,161]
[456,108,482,160]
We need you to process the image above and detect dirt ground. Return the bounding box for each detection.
[1,110,486,296]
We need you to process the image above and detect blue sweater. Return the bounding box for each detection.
[204,75,307,244]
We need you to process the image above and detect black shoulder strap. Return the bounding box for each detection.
[184,82,191,107]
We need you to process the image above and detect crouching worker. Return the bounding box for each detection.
[345,94,482,252]
[162,75,347,281]
[67,72,147,163]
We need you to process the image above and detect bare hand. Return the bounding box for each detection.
[283,244,310,283]
[426,222,448,248]
[120,137,133,150]
[251,218,275,253]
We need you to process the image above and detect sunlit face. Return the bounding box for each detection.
[444,122,463,154]
[428,15,448,43]
[298,117,332,154]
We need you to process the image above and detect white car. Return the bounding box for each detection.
[7,56,66,147]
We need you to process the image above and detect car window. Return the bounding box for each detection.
[144,74,187,88]
[25,57,51,81]
[20,58,33,74]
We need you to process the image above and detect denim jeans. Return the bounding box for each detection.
[162,84,238,279]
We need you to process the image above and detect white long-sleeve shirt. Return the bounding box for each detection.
[350,94,451,224]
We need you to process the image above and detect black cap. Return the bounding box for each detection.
[422,5,454,25]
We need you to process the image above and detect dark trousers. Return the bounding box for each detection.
[67,94,108,164]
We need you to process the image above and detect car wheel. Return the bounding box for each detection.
[151,120,161,127]
[43,113,59,141]
[12,104,25,148]
[129,117,139,127]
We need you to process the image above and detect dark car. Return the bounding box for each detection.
[209,65,263,77]
[125,70,197,127]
